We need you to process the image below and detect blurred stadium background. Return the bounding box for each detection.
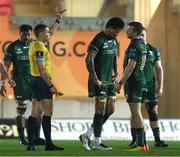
[0,0,180,141]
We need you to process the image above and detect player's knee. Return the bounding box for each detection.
[146,102,158,121]
[95,107,105,115]
[16,103,27,115]
[108,108,114,115]
[16,115,26,127]
[96,109,105,115]
[149,112,158,121]
[106,106,115,116]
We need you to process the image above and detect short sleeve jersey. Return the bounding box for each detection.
[29,41,52,77]
[144,43,161,82]
[123,39,147,81]
[4,40,30,78]
[87,31,118,84]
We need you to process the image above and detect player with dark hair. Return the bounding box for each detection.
[26,8,66,151]
[129,28,168,148]
[0,24,45,145]
[117,22,148,151]
[79,17,125,151]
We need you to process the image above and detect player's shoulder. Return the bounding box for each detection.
[93,31,106,42]
[6,39,20,49]
[130,38,139,45]
[130,39,143,48]
[94,31,104,37]
[137,39,146,49]
[147,43,159,53]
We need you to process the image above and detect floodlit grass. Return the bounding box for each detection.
[0,139,179,156]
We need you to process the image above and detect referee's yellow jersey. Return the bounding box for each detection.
[29,41,52,77]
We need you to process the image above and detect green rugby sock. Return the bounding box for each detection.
[137,128,145,146]
[16,115,26,141]
[144,131,147,145]
[17,127,25,140]
[93,113,103,137]
[152,127,160,142]
[91,114,110,128]
[102,114,110,124]
[131,128,137,142]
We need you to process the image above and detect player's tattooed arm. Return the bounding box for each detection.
[85,51,102,87]
[113,52,119,83]
[85,51,97,80]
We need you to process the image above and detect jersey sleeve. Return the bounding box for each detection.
[34,43,45,62]
[4,44,14,61]
[87,36,103,55]
[154,49,161,62]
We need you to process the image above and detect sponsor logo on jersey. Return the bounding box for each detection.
[16,48,23,54]
[103,42,108,48]
[148,50,154,55]
[102,49,116,55]
[23,46,29,49]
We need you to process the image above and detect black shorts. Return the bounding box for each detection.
[31,76,52,100]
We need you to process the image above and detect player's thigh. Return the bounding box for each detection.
[95,98,106,114]
[107,83,116,101]
[105,98,115,114]
[129,102,142,115]
[14,78,32,100]
[125,80,146,103]
[145,81,158,102]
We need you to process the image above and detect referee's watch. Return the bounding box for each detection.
[55,19,60,24]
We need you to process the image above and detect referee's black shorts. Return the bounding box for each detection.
[31,76,52,100]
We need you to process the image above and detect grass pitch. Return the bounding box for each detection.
[0,139,179,156]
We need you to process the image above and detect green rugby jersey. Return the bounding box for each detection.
[87,31,118,84]
[144,43,161,82]
[4,39,31,78]
[123,39,147,81]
